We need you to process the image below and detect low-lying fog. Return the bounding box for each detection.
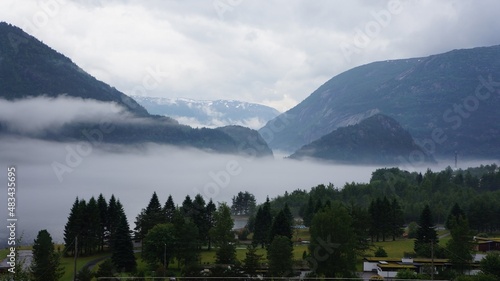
[0,136,376,244]
[1,137,494,245]
[0,97,497,245]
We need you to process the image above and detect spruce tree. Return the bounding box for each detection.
[97,194,108,251]
[193,194,208,245]
[252,207,265,247]
[243,244,262,277]
[31,230,64,281]
[163,194,176,223]
[107,195,119,243]
[206,199,216,250]
[63,197,80,256]
[445,203,466,230]
[269,210,292,243]
[138,192,165,239]
[414,204,438,257]
[85,196,100,255]
[303,194,314,227]
[446,216,473,273]
[389,198,404,241]
[181,195,194,218]
[111,211,137,272]
[253,197,273,247]
[283,203,294,227]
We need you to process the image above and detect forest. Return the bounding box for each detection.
[7,163,500,280]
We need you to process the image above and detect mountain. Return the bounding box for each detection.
[132,96,280,129]
[260,45,500,160]
[0,22,272,157]
[0,23,148,116]
[289,114,435,164]
[216,125,273,157]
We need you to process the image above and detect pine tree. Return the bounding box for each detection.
[269,210,292,243]
[63,197,81,256]
[380,197,391,241]
[107,195,119,243]
[77,199,88,255]
[414,204,438,257]
[389,198,404,241]
[111,211,137,272]
[253,197,273,247]
[283,203,294,226]
[163,194,176,223]
[446,216,473,273]
[206,199,216,250]
[85,196,100,255]
[31,230,64,281]
[174,218,201,267]
[181,195,194,218]
[97,194,108,251]
[303,194,314,227]
[137,192,165,240]
[252,207,264,247]
[243,244,262,277]
[193,194,208,245]
[445,203,466,230]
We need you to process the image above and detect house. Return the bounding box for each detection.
[363,257,450,278]
[474,237,500,252]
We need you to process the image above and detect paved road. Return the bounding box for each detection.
[0,250,32,271]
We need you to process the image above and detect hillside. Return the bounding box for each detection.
[260,45,500,159]
[133,96,280,129]
[289,114,435,164]
[0,22,148,116]
[0,22,272,156]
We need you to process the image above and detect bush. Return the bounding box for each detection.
[374,246,388,257]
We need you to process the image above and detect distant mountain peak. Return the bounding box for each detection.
[0,22,273,157]
[132,96,280,130]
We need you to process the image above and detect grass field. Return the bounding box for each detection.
[0,229,454,280]
[59,252,110,281]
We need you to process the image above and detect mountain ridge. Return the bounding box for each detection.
[289,114,435,165]
[132,96,280,129]
[260,44,500,159]
[0,22,273,157]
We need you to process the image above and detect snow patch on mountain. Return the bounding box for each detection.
[132,96,280,129]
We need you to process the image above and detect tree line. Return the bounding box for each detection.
[63,194,136,273]
[268,164,500,233]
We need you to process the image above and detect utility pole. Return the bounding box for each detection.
[431,239,434,280]
[74,236,78,281]
[164,242,167,274]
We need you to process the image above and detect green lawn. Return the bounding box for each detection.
[59,252,110,281]
[371,231,451,258]
[373,239,415,258]
[1,229,453,280]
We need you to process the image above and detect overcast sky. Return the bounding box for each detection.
[2,0,500,111]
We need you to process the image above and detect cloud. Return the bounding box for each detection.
[0,96,146,135]
[2,1,500,111]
